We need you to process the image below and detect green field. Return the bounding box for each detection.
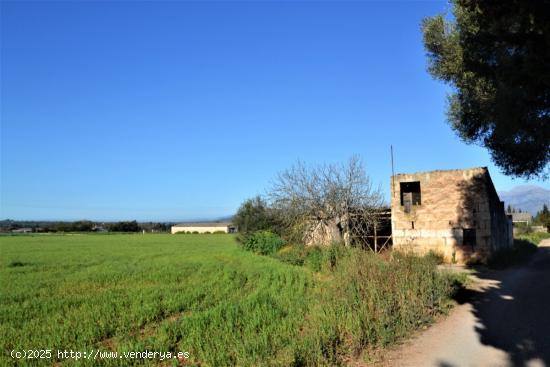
[1,234,458,366]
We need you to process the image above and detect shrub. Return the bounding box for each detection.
[514,222,533,235]
[295,249,460,364]
[304,246,324,272]
[272,243,353,271]
[273,245,307,266]
[242,231,286,255]
[213,231,226,234]
[233,196,280,242]
[8,261,30,268]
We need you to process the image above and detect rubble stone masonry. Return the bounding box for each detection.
[391,167,513,264]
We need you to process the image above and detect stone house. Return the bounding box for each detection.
[391,167,513,263]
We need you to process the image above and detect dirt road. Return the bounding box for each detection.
[380,239,550,367]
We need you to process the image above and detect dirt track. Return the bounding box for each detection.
[379,239,550,367]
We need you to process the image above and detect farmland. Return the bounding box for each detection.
[1,234,459,366]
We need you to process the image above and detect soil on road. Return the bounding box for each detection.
[379,239,550,367]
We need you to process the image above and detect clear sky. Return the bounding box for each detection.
[1,0,548,222]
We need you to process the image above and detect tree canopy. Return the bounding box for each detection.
[108,220,140,232]
[422,0,550,178]
[232,196,278,241]
[232,157,384,247]
[268,156,384,245]
[535,204,550,229]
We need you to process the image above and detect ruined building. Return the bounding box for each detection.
[391,167,513,263]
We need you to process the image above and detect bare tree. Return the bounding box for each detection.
[268,156,384,247]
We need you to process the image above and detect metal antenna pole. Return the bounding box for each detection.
[391,145,395,200]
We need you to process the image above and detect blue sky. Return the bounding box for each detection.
[1,0,548,221]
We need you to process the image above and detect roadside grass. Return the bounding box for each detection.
[487,233,548,269]
[1,234,462,366]
[516,232,550,244]
[292,248,463,365]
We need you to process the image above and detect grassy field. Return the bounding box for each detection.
[1,234,458,366]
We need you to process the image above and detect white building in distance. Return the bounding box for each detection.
[171,222,237,234]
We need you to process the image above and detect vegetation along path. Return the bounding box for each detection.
[380,239,550,367]
[1,233,461,366]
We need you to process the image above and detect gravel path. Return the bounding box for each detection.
[378,239,550,367]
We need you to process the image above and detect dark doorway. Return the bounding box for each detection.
[463,228,476,250]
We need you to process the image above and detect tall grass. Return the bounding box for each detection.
[293,247,460,365]
[486,233,548,268]
[0,235,461,366]
[516,232,550,244]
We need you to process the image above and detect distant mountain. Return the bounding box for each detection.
[217,215,235,223]
[498,185,550,216]
[174,215,235,225]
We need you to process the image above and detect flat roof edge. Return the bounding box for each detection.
[393,167,488,177]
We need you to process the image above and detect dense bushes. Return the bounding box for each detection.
[241,231,286,255]
[232,196,280,242]
[108,220,140,232]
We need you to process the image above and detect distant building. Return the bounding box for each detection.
[391,167,513,264]
[92,225,108,232]
[11,228,32,233]
[511,212,532,225]
[171,222,237,234]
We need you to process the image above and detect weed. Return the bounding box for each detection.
[241,231,286,255]
[7,261,30,268]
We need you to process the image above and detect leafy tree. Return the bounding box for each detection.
[535,204,550,229]
[54,220,95,232]
[73,220,94,232]
[109,220,139,232]
[138,222,169,232]
[232,196,278,241]
[422,1,550,178]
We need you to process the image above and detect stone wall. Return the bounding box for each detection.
[303,219,342,247]
[391,167,512,263]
